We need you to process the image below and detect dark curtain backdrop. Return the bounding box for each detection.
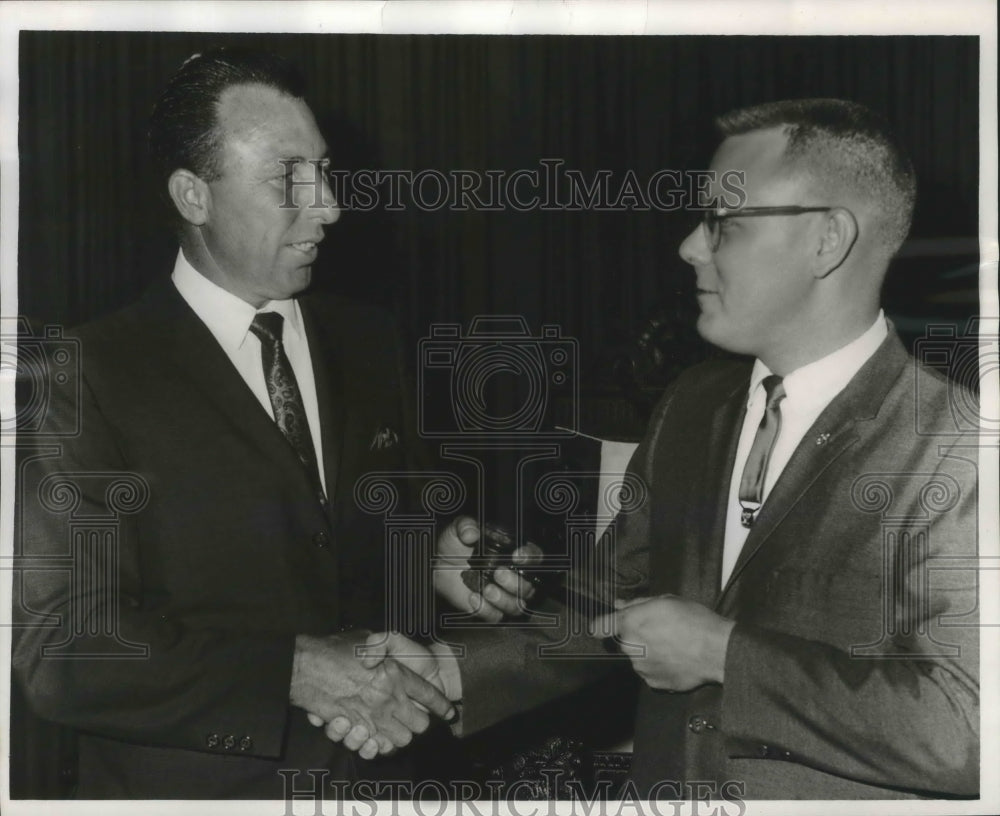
[10,31,980,798]
[17,32,979,370]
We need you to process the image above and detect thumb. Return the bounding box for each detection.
[454,516,480,546]
[358,631,393,668]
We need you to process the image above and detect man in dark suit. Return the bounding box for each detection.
[12,47,457,798]
[388,98,982,799]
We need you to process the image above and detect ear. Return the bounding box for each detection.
[813,207,858,278]
[167,169,211,226]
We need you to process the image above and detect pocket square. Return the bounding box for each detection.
[370,425,400,451]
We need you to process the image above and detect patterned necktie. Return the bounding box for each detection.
[738,374,786,528]
[249,312,324,499]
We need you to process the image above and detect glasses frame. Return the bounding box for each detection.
[701,205,834,252]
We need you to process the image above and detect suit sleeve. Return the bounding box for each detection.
[455,379,685,734]
[720,440,980,795]
[13,368,297,759]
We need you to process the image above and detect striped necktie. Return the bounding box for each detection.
[738,374,786,528]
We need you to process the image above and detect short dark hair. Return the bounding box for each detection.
[148,46,307,192]
[717,98,916,257]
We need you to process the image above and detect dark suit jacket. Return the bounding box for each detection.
[454,327,979,799]
[13,278,425,798]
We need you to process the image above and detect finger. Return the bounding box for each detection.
[376,718,413,748]
[307,712,324,727]
[367,632,433,670]
[343,724,371,752]
[324,716,352,742]
[492,566,536,600]
[392,697,432,735]
[398,665,457,721]
[468,591,503,623]
[358,632,391,668]
[367,701,413,747]
[374,732,396,755]
[482,579,529,616]
[454,516,480,546]
[511,542,543,566]
[359,738,380,761]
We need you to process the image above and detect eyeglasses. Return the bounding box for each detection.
[700,204,833,252]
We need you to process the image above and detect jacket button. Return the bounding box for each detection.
[759,744,770,758]
[239,736,253,752]
[688,714,710,734]
[313,532,329,548]
[223,734,236,750]
[206,733,220,748]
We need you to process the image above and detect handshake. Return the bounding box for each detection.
[290,516,540,760]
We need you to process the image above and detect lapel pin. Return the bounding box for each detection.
[815,432,831,446]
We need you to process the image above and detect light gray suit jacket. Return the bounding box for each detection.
[454,327,979,799]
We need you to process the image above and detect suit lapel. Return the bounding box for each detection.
[716,329,910,608]
[716,422,860,608]
[689,379,747,603]
[299,298,346,510]
[140,279,323,498]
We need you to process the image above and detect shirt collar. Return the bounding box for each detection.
[170,250,304,354]
[747,311,888,410]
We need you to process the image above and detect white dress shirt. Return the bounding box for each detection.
[171,250,327,492]
[719,312,888,587]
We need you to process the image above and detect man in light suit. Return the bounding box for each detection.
[12,47,458,798]
[379,98,981,799]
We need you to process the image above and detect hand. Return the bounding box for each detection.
[359,631,462,705]
[591,595,736,692]
[434,516,542,622]
[291,633,456,760]
[305,632,462,757]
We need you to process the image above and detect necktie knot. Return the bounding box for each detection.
[762,374,786,409]
[250,312,284,347]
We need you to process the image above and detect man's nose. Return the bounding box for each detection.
[679,222,711,267]
[312,175,340,225]
[295,165,340,225]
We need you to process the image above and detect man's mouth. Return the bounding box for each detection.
[289,241,319,253]
[696,288,718,296]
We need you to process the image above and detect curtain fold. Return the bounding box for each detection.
[17,33,979,359]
